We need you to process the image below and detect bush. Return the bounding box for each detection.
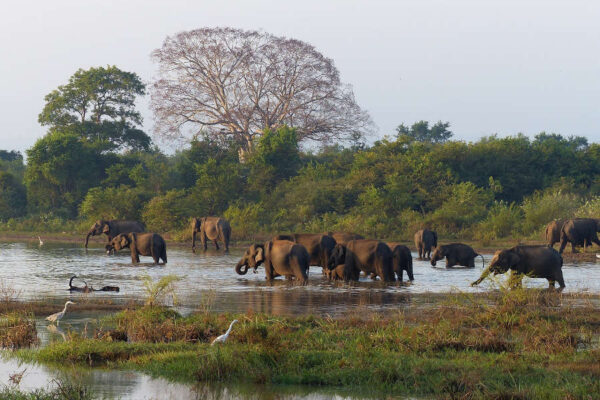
[224,202,263,240]
[475,201,523,240]
[574,196,600,218]
[79,185,150,222]
[0,171,27,219]
[520,190,582,235]
[142,189,199,232]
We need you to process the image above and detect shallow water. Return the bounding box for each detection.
[0,241,598,316]
[0,356,378,399]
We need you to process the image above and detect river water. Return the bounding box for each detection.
[0,240,598,399]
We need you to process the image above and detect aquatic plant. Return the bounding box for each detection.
[141,274,181,307]
[0,312,37,349]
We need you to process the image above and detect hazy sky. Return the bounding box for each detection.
[1,0,598,153]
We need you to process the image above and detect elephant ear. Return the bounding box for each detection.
[120,235,129,248]
[255,245,265,264]
[507,251,520,267]
[102,223,111,234]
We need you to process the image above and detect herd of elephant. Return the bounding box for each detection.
[82,215,600,291]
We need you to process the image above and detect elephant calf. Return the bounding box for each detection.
[108,233,167,264]
[236,240,309,283]
[471,245,564,290]
[431,243,483,269]
[414,229,437,260]
[386,242,414,282]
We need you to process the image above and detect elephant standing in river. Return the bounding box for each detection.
[471,245,564,290]
[85,220,145,248]
[191,217,231,252]
[386,242,414,282]
[108,232,167,264]
[545,219,567,248]
[414,229,437,260]
[236,240,309,283]
[273,233,336,271]
[430,243,483,269]
[328,240,395,282]
[558,218,600,254]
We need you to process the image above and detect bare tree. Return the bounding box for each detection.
[151,27,373,157]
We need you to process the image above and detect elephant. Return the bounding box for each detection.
[430,243,483,269]
[386,242,414,282]
[326,264,360,281]
[558,218,600,254]
[84,220,145,248]
[108,232,167,264]
[545,219,567,248]
[471,245,564,290]
[235,240,309,283]
[414,229,437,260]
[191,217,231,252]
[273,233,336,270]
[328,240,395,282]
[327,232,365,245]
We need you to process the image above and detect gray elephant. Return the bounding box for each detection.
[471,245,564,290]
[235,240,309,283]
[414,229,437,260]
[273,233,336,270]
[386,242,414,282]
[328,240,395,282]
[430,243,483,269]
[191,217,231,252]
[85,220,145,248]
[108,232,167,264]
[558,218,600,254]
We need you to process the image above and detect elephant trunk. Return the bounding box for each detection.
[84,231,93,248]
[471,265,492,286]
[236,260,249,275]
[407,258,414,281]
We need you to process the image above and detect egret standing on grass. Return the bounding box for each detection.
[46,301,75,326]
[211,319,238,346]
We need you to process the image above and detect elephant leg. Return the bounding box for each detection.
[547,279,556,289]
[213,239,220,250]
[555,269,566,291]
[369,272,377,280]
[468,258,475,268]
[591,236,600,248]
[201,233,208,251]
[571,242,578,253]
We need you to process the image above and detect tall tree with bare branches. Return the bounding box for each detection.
[151,27,373,158]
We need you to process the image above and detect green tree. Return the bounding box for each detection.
[79,185,150,222]
[396,121,453,143]
[25,131,105,216]
[0,172,27,219]
[38,65,149,152]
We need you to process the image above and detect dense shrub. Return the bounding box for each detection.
[79,185,150,222]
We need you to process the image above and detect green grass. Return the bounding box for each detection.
[12,290,600,399]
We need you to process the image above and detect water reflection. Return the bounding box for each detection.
[0,356,383,399]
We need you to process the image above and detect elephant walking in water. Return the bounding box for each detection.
[414,229,437,260]
[386,242,414,282]
[108,232,167,264]
[191,217,231,252]
[84,220,145,248]
[430,243,483,269]
[273,233,336,271]
[471,245,564,290]
[558,218,600,254]
[328,240,395,282]
[235,240,309,283]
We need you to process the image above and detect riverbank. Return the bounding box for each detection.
[6,290,600,399]
[1,231,598,262]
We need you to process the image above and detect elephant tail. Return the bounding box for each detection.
[477,254,485,269]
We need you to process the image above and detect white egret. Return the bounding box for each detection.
[211,319,238,346]
[38,236,44,246]
[46,301,75,326]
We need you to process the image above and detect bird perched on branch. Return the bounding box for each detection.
[211,319,238,346]
[46,301,75,326]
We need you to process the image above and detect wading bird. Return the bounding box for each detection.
[46,301,75,326]
[211,319,238,346]
[38,236,44,246]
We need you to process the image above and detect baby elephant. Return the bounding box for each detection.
[430,243,483,268]
[109,232,167,264]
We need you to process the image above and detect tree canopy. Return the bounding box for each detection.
[151,27,373,157]
[38,66,150,152]
[396,121,453,143]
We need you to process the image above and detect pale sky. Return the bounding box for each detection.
[1,0,599,154]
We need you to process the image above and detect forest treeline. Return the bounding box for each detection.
[1,62,599,242]
[1,125,599,242]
